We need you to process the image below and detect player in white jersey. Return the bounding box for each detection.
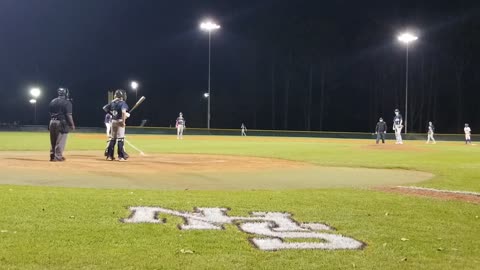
[464,123,472,144]
[426,121,436,144]
[176,112,186,140]
[241,123,247,136]
[393,109,403,144]
[105,113,112,138]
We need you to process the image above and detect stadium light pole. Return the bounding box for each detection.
[29,99,37,124]
[200,19,220,129]
[130,81,139,101]
[29,87,41,124]
[398,32,418,134]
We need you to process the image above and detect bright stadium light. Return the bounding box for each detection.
[29,99,37,104]
[130,81,139,100]
[397,31,418,134]
[131,81,139,90]
[200,20,221,32]
[30,87,41,98]
[398,32,418,44]
[200,19,220,129]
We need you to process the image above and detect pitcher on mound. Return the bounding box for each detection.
[393,109,403,144]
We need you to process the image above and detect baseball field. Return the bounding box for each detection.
[0,131,479,269]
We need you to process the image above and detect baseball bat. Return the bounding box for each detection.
[129,96,146,113]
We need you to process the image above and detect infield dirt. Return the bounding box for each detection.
[0,151,433,190]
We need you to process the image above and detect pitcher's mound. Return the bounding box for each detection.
[0,151,433,190]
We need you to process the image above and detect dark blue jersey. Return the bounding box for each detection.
[393,114,403,125]
[49,97,72,121]
[376,122,387,133]
[104,100,129,120]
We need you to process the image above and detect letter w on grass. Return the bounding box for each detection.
[122,206,365,251]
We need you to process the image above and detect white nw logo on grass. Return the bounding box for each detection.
[122,207,364,251]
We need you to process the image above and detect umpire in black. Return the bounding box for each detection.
[49,88,75,161]
[375,117,387,144]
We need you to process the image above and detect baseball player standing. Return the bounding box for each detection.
[49,88,75,162]
[393,109,404,144]
[105,113,112,137]
[464,123,472,144]
[241,123,247,136]
[176,112,186,140]
[375,117,387,144]
[103,89,129,161]
[426,121,436,144]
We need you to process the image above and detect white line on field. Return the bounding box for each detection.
[125,139,146,156]
[397,186,480,197]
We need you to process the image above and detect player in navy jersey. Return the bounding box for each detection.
[375,118,387,144]
[393,109,403,144]
[103,89,129,161]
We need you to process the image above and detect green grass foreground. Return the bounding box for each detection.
[0,132,479,269]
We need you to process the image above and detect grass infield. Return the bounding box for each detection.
[0,132,479,269]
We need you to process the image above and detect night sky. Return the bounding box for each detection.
[0,0,479,132]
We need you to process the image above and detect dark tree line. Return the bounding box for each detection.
[232,1,480,133]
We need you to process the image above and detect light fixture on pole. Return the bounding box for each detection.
[397,32,418,134]
[130,81,139,101]
[200,19,220,129]
[29,99,37,124]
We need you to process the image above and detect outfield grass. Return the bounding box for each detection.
[0,132,479,270]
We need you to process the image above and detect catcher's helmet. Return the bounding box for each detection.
[114,89,127,101]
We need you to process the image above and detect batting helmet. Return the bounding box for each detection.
[114,89,127,101]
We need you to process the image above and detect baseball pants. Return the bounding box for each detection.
[49,120,68,161]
